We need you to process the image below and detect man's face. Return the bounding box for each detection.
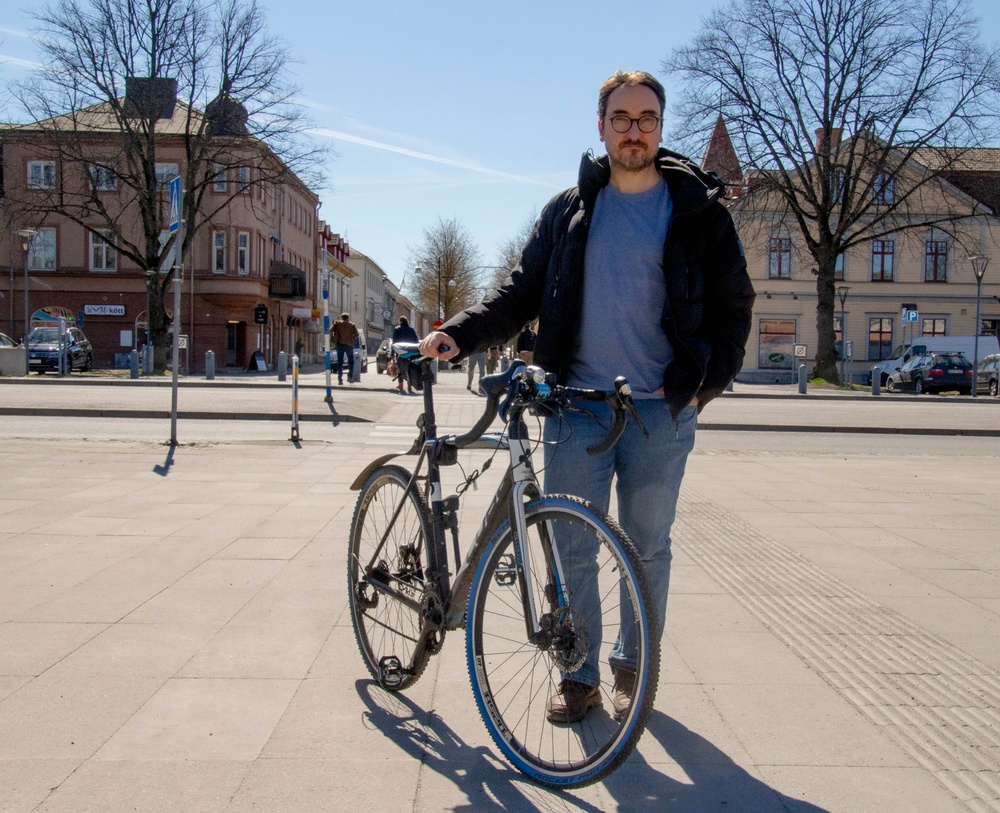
[598,84,662,174]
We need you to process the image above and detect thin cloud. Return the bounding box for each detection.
[0,53,43,69]
[309,127,561,189]
[0,26,32,38]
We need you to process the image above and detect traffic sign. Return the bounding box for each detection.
[168,176,182,234]
[905,309,919,323]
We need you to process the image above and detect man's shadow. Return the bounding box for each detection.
[357,681,832,812]
[602,710,833,811]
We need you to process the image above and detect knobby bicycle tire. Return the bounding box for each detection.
[348,465,436,691]
[466,495,659,787]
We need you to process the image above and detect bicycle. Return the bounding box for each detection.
[347,343,660,788]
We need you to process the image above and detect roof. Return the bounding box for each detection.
[10,99,205,136]
[912,147,1000,173]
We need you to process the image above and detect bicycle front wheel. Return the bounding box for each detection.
[348,465,435,691]
[466,495,659,788]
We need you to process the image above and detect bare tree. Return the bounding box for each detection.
[491,210,537,291]
[664,0,1000,382]
[407,218,483,322]
[9,0,324,370]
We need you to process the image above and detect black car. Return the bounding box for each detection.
[885,351,972,394]
[27,326,93,373]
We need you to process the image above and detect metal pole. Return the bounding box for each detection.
[323,260,332,403]
[169,180,185,446]
[973,274,983,399]
[290,354,300,442]
[969,256,989,399]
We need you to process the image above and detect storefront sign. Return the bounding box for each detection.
[84,304,126,316]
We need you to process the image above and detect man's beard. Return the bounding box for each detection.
[609,141,656,173]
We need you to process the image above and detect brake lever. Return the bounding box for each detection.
[612,376,649,438]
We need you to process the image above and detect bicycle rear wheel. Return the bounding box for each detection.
[466,495,659,787]
[348,465,435,691]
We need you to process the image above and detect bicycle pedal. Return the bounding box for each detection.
[493,553,517,586]
[378,656,406,689]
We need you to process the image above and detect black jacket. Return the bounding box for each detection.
[441,148,756,418]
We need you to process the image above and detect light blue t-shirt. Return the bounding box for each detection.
[567,178,673,397]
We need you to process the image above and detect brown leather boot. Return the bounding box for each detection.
[611,669,636,722]
[546,679,601,723]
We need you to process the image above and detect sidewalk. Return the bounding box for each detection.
[1,409,998,811]
[2,363,999,435]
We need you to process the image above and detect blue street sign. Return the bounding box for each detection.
[168,176,182,234]
[906,309,919,323]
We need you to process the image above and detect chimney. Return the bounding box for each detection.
[124,77,178,120]
[815,127,842,157]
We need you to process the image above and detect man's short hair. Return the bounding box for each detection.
[340,312,350,320]
[598,70,666,120]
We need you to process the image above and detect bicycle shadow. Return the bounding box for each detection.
[601,710,833,812]
[358,681,832,813]
[356,679,604,813]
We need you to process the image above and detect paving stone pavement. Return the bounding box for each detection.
[1,370,999,812]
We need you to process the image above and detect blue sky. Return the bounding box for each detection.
[3,0,999,290]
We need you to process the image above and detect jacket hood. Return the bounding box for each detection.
[578,148,725,215]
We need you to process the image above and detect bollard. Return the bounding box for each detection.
[726,379,734,392]
[871,367,881,396]
[798,364,808,394]
[205,350,215,380]
[129,349,140,379]
[290,355,300,442]
[277,351,287,382]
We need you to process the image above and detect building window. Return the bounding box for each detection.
[155,163,179,187]
[90,229,117,271]
[868,317,894,360]
[238,166,250,194]
[88,163,117,191]
[237,232,250,275]
[258,235,265,277]
[871,240,895,281]
[212,231,226,273]
[922,318,946,337]
[982,319,1000,338]
[924,240,949,282]
[212,164,226,193]
[872,172,896,205]
[28,227,57,270]
[758,319,796,370]
[768,237,792,279]
[834,253,846,281]
[27,160,56,189]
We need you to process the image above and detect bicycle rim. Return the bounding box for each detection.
[466,496,659,787]
[348,465,434,691]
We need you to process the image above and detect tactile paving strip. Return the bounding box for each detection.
[675,491,1000,813]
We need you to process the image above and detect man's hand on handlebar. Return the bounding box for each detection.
[418,331,460,360]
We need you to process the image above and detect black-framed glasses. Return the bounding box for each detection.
[606,114,661,134]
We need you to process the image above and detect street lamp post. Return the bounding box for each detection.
[969,255,989,399]
[16,229,37,342]
[837,285,850,386]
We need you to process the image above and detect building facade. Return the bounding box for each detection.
[1,98,320,372]
[701,122,1000,383]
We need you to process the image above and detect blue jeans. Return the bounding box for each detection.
[336,344,354,382]
[542,399,697,686]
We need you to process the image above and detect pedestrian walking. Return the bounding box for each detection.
[330,313,359,385]
[391,316,419,394]
[420,70,754,724]
[516,324,536,365]
[466,348,487,393]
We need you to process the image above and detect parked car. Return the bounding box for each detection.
[376,338,391,374]
[885,351,973,394]
[0,332,17,347]
[355,331,369,373]
[27,326,93,373]
[869,335,1000,385]
[975,353,1000,396]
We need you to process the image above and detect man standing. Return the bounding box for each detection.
[331,312,359,385]
[419,71,754,724]
[516,324,536,365]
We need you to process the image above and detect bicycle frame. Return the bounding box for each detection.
[350,360,568,660]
